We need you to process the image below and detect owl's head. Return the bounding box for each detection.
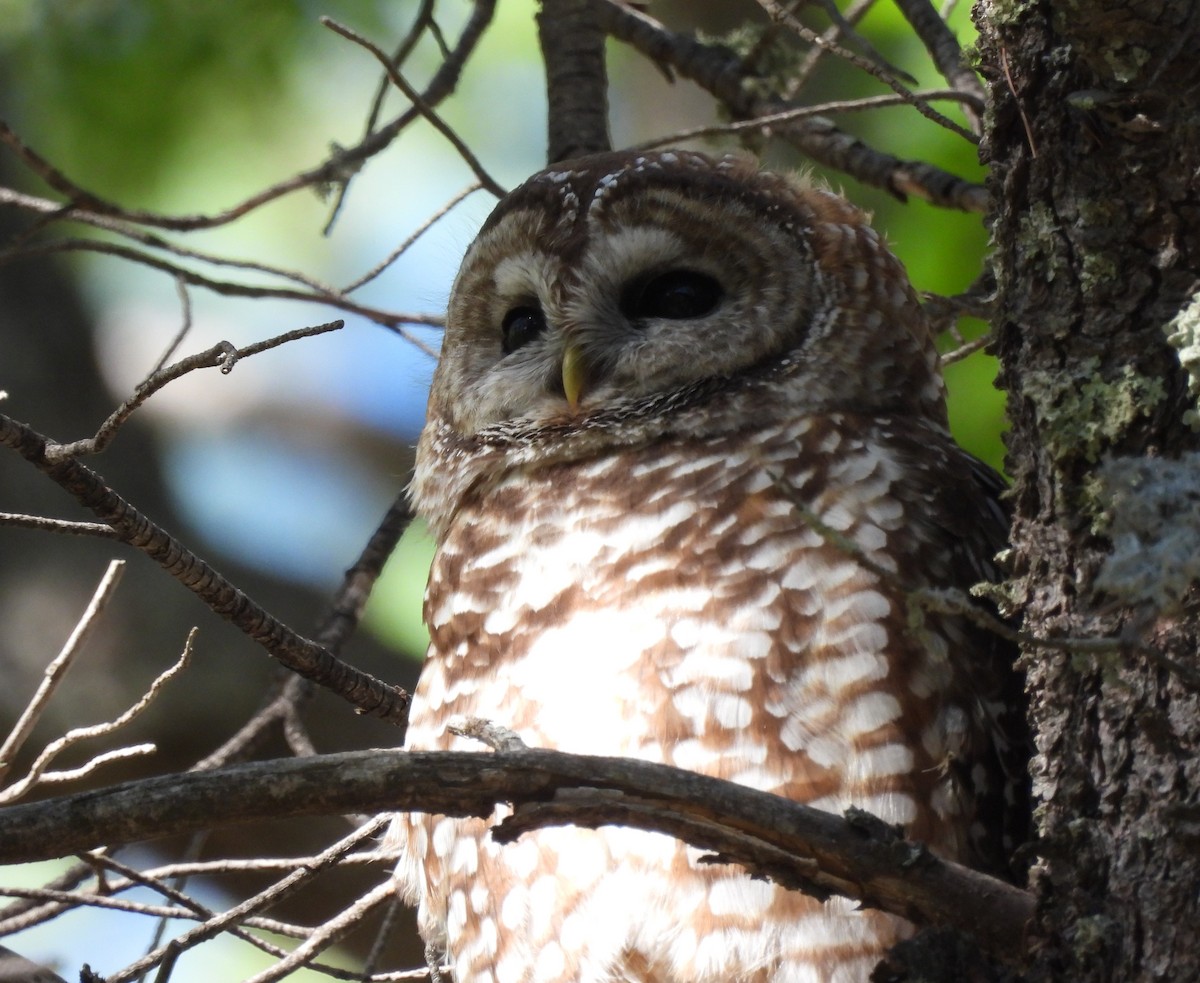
[417,151,946,510]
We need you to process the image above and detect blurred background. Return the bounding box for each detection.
[0,0,1001,977]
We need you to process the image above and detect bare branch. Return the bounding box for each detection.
[323,0,440,233]
[193,489,416,771]
[8,237,443,347]
[594,1,988,212]
[343,183,483,294]
[0,628,192,803]
[150,276,195,375]
[320,18,506,198]
[939,332,992,365]
[0,749,1036,961]
[786,0,881,99]
[82,853,324,970]
[0,512,119,537]
[0,414,410,724]
[105,817,389,983]
[630,88,984,153]
[323,0,497,231]
[0,186,344,300]
[0,0,496,241]
[756,0,977,142]
[46,322,344,461]
[0,560,126,786]
[538,0,612,161]
[242,878,398,983]
[892,0,986,134]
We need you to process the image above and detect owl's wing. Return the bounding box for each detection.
[887,422,1029,877]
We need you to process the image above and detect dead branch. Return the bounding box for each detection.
[46,322,344,461]
[0,560,126,786]
[0,513,119,537]
[0,632,191,803]
[321,18,506,198]
[538,0,612,161]
[787,0,880,99]
[6,237,443,345]
[892,0,986,133]
[0,0,493,235]
[630,88,984,153]
[757,0,976,141]
[322,0,497,230]
[343,182,483,294]
[242,877,397,983]
[0,749,1036,962]
[194,489,416,770]
[594,1,988,212]
[0,414,409,724]
[104,817,389,983]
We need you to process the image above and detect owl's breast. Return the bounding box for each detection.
[407,416,970,832]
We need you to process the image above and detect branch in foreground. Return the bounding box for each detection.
[0,560,126,787]
[891,0,986,134]
[0,414,409,725]
[0,748,1035,960]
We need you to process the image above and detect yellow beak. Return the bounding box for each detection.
[562,344,587,409]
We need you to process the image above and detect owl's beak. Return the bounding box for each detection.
[561,344,588,409]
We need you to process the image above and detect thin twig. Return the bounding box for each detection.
[0,513,120,537]
[0,560,126,785]
[630,88,984,152]
[193,490,415,770]
[343,182,482,294]
[81,853,336,971]
[0,0,495,243]
[321,18,506,198]
[46,322,344,461]
[0,413,410,723]
[362,890,410,980]
[323,0,497,234]
[105,817,390,983]
[148,276,195,376]
[12,237,444,346]
[0,187,343,298]
[0,630,192,803]
[940,332,992,365]
[594,1,988,212]
[757,0,977,142]
[324,0,440,234]
[242,878,398,983]
[191,676,312,772]
[787,0,880,99]
[892,0,986,134]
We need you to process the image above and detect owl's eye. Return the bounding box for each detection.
[623,270,723,321]
[501,305,546,355]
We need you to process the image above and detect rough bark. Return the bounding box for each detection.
[974,1,1200,979]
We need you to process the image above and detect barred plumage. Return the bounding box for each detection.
[392,150,1024,982]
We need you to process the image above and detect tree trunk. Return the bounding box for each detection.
[974,1,1200,979]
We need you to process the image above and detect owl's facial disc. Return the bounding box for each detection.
[433,152,852,437]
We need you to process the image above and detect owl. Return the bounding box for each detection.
[393,150,1024,983]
